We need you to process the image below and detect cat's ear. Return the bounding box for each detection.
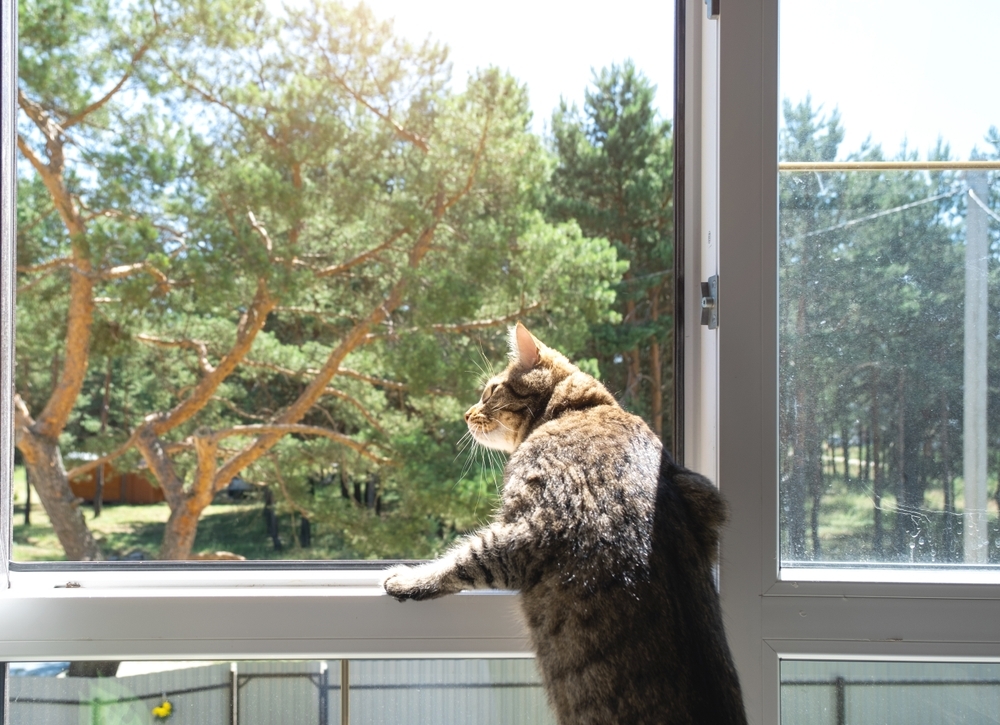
[512,322,540,369]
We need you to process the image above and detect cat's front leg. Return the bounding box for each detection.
[383,522,526,602]
[382,559,461,601]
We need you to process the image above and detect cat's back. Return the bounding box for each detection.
[501,403,660,562]
[505,408,746,725]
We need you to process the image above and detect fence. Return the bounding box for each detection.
[7,659,554,725]
[781,661,1000,725]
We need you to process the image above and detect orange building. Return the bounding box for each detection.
[69,464,165,505]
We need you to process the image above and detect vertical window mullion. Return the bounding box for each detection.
[1,0,17,591]
[712,0,779,722]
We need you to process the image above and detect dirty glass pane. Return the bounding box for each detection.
[6,658,551,724]
[781,660,1000,725]
[778,0,1000,565]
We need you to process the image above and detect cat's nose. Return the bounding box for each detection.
[464,407,474,421]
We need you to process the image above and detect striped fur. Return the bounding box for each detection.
[383,323,747,725]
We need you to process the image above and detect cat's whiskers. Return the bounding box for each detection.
[454,430,475,461]
[456,433,482,486]
[485,447,505,497]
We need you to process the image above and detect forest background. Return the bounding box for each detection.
[13,0,673,561]
[14,0,1000,566]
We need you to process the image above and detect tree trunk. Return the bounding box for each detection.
[941,394,955,558]
[810,441,823,559]
[159,497,206,560]
[94,358,112,518]
[786,288,810,560]
[17,432,101,560]
[894,372,916,559]
[94,465,105,518]
[24,467,31,526]
[862,425,870,485]
[842,423,851,485]
[624,296,641,403]
[871,371,884,557]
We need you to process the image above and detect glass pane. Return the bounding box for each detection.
[12,0,675,562]
[781,660,1000,725]
[778,0,1000,565]
[350,659,552,724]
[6,658,550,724]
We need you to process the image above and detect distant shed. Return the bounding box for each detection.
[69,464,165,505]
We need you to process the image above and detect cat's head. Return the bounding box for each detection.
[464,322,615,452]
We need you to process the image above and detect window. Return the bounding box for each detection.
[778,2,1000,571]
[2,0,679,720]
[685,1,1000,723]
[8,0,675,566]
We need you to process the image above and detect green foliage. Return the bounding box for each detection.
[16,0,627,559]
[778,97,1000,563]
[547,61,673,436]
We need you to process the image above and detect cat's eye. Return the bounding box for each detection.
[481,384,495,402]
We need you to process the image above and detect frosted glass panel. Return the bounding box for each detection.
[781,660,1000,725]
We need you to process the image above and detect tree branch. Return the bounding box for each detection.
[148,279,275,434]
[312,227,408,278]
[336,367,408,391]
[135,424,186,509]
[211,395,272,421]
[79,206,188,241]
[246,209,273,254]
[321,387,388,437]
[63,40,153,129]
[12,394,35,445]
[16,257,73,275]
[321,59,429,152]
[212,104,491,482]
[269,459,312,518]
[102,261,172,293]
[368,302,543,340]
[136,333,215,376]
[428,303,540,333]
[160,56,281,148]
[16,204,56,239]
[211,424,392,465]
[242,359,319,378]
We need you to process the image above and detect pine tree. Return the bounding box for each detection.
[548,61,674,440]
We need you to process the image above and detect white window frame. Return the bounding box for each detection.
[7,1,1000,723]
[682,2,1000,724]
[0,0,532,665]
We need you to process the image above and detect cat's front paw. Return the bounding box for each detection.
[382,564,449,602]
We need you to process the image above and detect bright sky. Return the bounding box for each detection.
[781,0,1000,161]
[360,0,675,135]
[358,1,999,159]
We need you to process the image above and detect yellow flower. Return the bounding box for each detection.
[152,700,173,719]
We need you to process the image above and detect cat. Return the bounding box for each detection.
[383,322,747,725]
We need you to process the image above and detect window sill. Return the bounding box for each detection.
[0,570,530,661]
[779,565,1000,588]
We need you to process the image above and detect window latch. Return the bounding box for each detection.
[700,275,719,330]
[705,0,720,19]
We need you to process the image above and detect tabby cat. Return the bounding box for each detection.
[383,323,747,725]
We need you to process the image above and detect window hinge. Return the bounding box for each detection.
[700,275,719,330]
[705,0,720,19]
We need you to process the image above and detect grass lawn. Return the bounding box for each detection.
[11,467,343,561]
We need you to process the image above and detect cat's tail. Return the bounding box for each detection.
[659,451,728,563]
